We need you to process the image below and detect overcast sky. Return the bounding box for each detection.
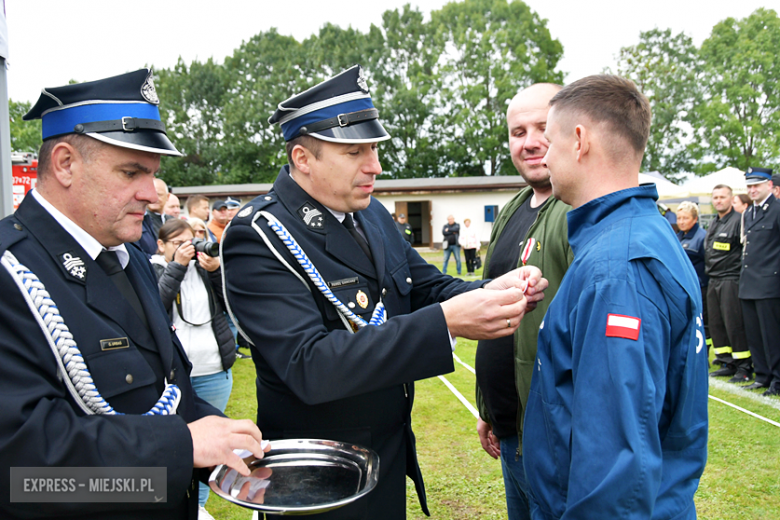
[5,0,772,104]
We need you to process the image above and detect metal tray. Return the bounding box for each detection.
[209,438,379,515]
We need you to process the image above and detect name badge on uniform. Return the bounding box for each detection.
[100,337,129,351]
[328,277,359,288]
[713,241,730,251]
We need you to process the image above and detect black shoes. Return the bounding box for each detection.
[743,381,768,390]
[728,370,754,384]
[236,349,252,359]
[762,386,780,397]
[710,365,737,377]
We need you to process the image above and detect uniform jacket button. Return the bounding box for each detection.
[125,374,134,384]
[13,223,22,231]
[169,370,175,381]
[406,277,412,285]
[382,288,387,296]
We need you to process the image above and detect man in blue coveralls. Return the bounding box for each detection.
[523,75,709,519]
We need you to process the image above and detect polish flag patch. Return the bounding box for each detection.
[521,238,536,265]
[605,314,641,340]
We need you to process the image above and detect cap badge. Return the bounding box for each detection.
[237,206,254,218]
[61,252,86,280]
[357,67,369,94]
[141,71,160,105]
[748,167,753,173]
[356,290,369,309]
[298,203,324,229]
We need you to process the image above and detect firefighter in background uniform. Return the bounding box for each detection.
[739,167,780,396]
[705,185,752,382]
[395,213,414,245]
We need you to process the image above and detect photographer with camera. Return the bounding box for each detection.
[151,219,235,518]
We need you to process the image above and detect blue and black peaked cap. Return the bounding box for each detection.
[745,167,773,186]
[268,65,391,144]
[24,68,181,156]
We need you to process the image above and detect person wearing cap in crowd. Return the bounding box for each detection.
[739,167,780,396]
[522,75,707,519]
[186,194,211,222]
[165,193,182,219]
[0,69,269,520]
[705,184,753,382]
[395,212,414,245]
[207,197,240,243]
[221,65,548,520]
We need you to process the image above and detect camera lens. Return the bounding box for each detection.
[191,238,219,257]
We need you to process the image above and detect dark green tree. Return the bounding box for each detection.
[8,100,42,153]
[432,0,563,176]
[615,29,703,181]
[695,8,780,172]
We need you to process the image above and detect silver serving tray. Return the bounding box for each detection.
[209,438,379,515]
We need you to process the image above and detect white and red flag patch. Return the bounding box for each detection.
[605,313,641,340]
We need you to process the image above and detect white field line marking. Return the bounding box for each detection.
[449,355,780,428]
[438,376,479,419]
[708,395,780,428]
[453,353,475,375]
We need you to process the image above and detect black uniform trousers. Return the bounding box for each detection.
[707,278,751,369]
[740,298,780,388]
[464,248,477,274]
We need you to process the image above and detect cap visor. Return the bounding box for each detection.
[310,119,391,144]
[745,177,769,186]
[87,131,182,156]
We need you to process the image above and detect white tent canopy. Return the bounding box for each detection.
[680,167,747,195]
[638,172,688,198]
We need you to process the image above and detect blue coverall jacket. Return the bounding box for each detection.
[524,185,709,520]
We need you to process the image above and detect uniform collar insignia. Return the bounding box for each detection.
[60,251,87,280]
[298,202,324,229]
[237,205,254,218]
[141,69,160,105]
[763,203,769,211]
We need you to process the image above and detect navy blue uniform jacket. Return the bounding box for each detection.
[0,196,220,520]
[222,167,483,519]
[739,194,780,300]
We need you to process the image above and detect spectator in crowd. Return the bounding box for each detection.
[773,174,780,199]
[442,214,461,275]
[733,193,750,213]
[207,198,240,243]
[396,212,414,245]
[0,68,267,520]
[705,185,752,382]
[134,177,173,255]
[459,218,480,276]
[187,194,211,222]
[523,75,708,520]
[739,167,780,396]
[475,83,572,520]
[676,201,710,353]
[151,219,236,517]
[732,193,751,244]
[165,193,182,219]
[188,217,209,241]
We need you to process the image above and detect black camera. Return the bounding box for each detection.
[191,238,220,257]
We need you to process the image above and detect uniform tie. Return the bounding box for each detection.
[343,214,373,262]
[95,250,150,329]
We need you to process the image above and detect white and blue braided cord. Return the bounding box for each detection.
[1,250,181,416]
[261,213,386,330]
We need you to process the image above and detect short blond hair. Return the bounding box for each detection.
[676,201,699,219]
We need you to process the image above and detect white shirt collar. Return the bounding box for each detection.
[31,189,129,268]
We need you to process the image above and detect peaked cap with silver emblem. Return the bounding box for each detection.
[24,68,181,156]
[745,166,773,186]
[268,65,391,144]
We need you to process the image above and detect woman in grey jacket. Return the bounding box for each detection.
[151,219,236,518]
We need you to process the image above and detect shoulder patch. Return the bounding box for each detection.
[605,313,641,341]
[237,206,254,219]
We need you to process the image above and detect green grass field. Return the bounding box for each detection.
[207,249,780,519]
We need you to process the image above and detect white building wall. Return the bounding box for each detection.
[374,190,520,245]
